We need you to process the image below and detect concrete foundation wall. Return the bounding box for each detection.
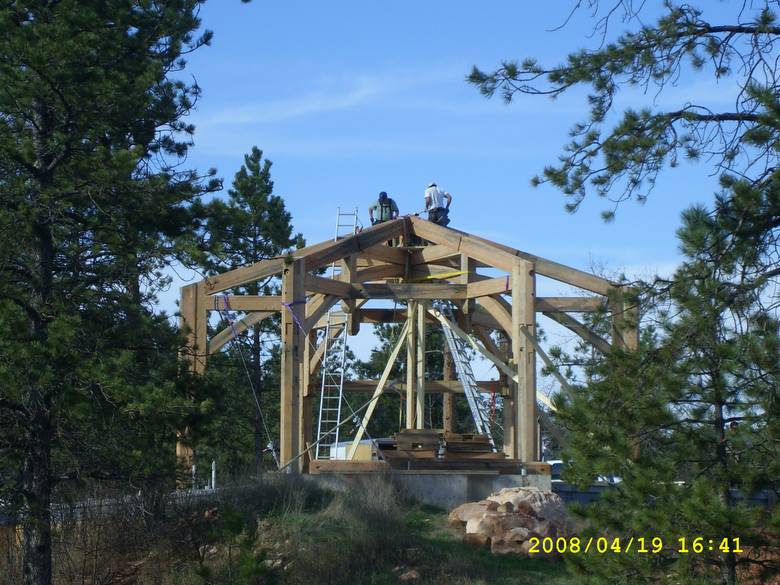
[307,471,551,510]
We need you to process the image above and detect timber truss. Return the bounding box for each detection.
[180,216,638,473]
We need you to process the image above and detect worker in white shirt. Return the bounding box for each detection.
[424,182,452,226]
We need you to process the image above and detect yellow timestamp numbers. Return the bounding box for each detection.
[529,536,743,555]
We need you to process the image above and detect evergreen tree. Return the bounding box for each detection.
[557,175,780,584]
[0,3,219,585]
[471,4,780,583]
[195,147,302,474]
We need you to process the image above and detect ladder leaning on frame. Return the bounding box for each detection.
[434,301,496,450]
[314,207,359,460]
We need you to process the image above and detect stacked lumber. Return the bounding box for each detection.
[443,432,505,460]
[389,429,442,459]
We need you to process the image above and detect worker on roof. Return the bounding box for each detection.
[369,191,399,225]
[424,182,452,226]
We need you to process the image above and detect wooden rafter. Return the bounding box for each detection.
[408,215,615,295]
[542,311,611,354]
[208,311,274,354]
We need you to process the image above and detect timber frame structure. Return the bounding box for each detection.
[180,216,638,473]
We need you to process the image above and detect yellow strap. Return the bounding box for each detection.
[413,269,468,282]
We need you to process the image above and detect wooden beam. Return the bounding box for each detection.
[357,244,409,265]
[180,283,208,374]
[410,217,518,271]
[347,320,410,460]
[353,282,467,300]
[304,274,352,297]
[303,279,471,300]
[305,219,405,270]
[355,263,405,282]
[315,379,506,395]
[543,311,611,354]
[341,255,359,336]
[536,296,605,312]
[610,287,640,350]
[477,295,513,335]
[408,215,615,295]
[206,295,283,312]
[409,244,461,266]
[406,301,417,429]
[201,258,286,295]
[208,311,274,354]
[443,345,455,433]
[466,276,511,298]
[300,329,313,469]
[205,219,407,294]
[518,324,574,398]
[360,307,488,327]
[416,301,426,429]
[409,264,467,280]
[281,259,305,472]
[513,258,537,462]
[178,282,207,478]
[303,295,341,332]
[459,254,476,330]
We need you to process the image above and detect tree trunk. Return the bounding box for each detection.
[714,399,737,585]
[252,323,263,474]
[21,394,53,585]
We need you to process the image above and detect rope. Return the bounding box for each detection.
[216,295,280,469]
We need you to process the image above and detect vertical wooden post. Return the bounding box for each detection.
[611,286,640,459]
[512,259,537,462]
[281,259,305,472]
[497,333,515,458]
[458,255,476,331]
[178,283,209,479]
[442,343,455,434]
[405,301,418,429]
[300,329,315,472]
[416,301,426,429]
[610,286,639,351]
[180,283,208,374]
[341,255,360,336]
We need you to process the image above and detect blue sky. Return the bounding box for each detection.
[159,1,741,376]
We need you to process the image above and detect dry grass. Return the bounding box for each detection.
[1,475,570,585]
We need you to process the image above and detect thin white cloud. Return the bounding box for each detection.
[194,65,592,131]
[201,80,380,126]
[199,66,467,127]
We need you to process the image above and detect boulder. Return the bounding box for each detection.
[450,487,572,557]
[487,487,568,527]
[447,500,493,527]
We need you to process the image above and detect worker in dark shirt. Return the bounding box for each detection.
[369,191,399,225]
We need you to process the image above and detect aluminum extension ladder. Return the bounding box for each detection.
[314,207,359,459]
[435,301,496,451]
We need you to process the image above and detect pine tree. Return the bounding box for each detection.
[555,176,780,584]
[196,146,303,474]
[470,4,780,583]
[0,3,220,584]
